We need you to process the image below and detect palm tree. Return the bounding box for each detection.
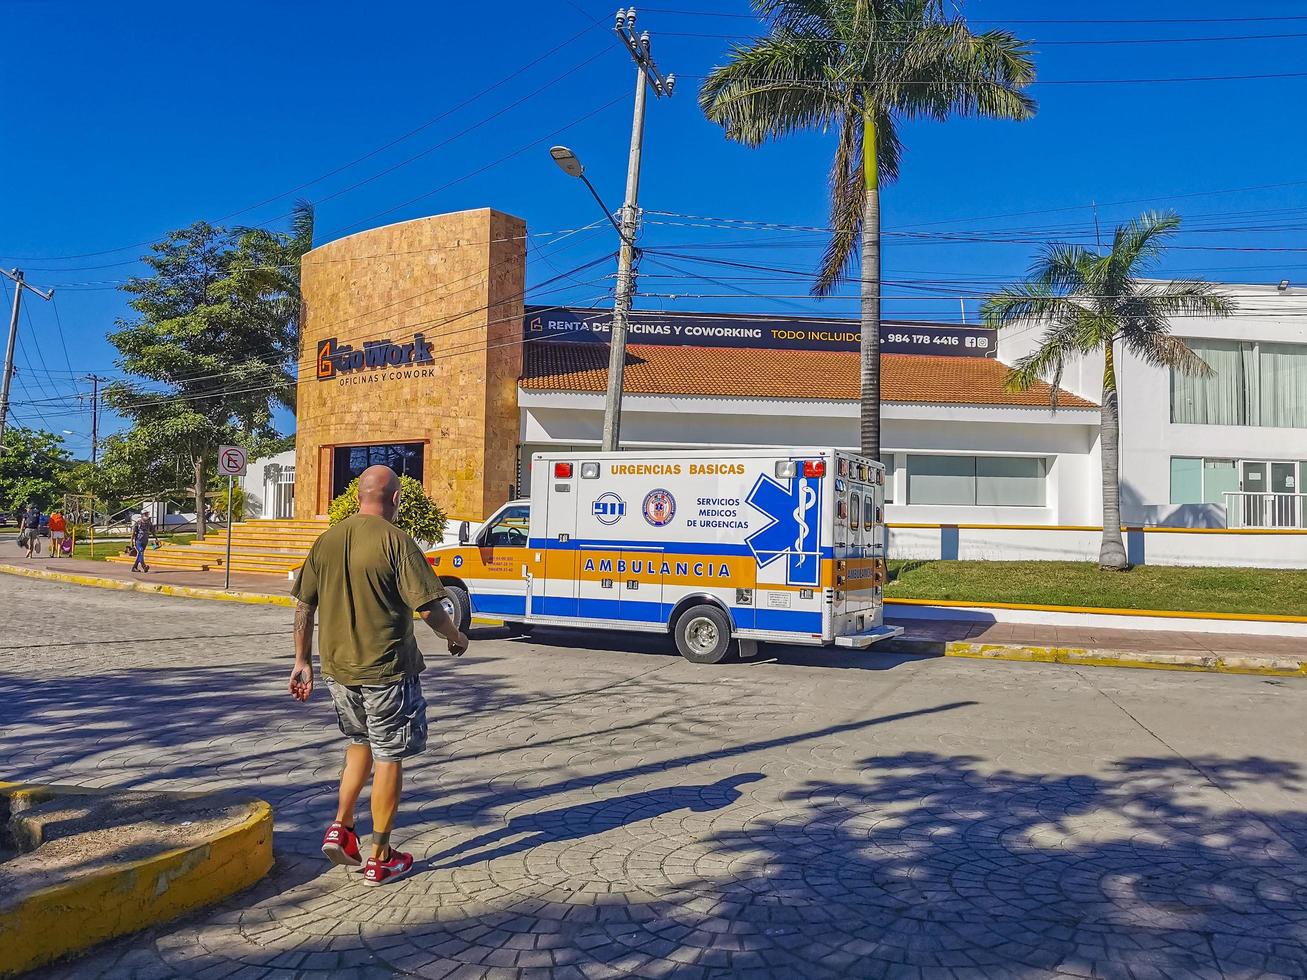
[982,211,1235,570]
[699,0,1036,458]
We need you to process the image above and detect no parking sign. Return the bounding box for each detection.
[218,446,247,477]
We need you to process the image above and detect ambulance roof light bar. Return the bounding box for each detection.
[776,459,827,478]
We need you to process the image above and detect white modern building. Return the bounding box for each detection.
[999,282,1307,529]
[241,450,296,520]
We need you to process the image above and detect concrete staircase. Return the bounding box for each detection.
[105,519,329,576]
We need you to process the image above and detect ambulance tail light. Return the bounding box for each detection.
[803,459,826,478]
[553,462,573,479]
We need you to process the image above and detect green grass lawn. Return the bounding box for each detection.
[885,559,1307,617]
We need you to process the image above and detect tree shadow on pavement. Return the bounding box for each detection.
[34,748,1307,979]
[424,773,766,871]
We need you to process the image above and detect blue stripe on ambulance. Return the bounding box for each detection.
[532,595,821,635]
[468,593,528,617]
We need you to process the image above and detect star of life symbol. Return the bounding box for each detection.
[745,473,821,586]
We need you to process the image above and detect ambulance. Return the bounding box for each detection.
[426,448,902,663]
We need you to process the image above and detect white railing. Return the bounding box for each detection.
[1223,491,1307,529]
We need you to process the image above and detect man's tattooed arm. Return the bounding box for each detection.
[289,601,317,702]
[294,600,316,661]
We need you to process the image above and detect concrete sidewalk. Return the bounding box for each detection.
[0,556,293,603]
[885,617,1306,676]
[889,616,1306,657]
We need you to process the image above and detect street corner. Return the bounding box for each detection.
[0,782,272,978]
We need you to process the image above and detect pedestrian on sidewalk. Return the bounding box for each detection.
[288,464,469,887]
[21,506,42,559]
[130,511,158,573]
[47,510,67,559]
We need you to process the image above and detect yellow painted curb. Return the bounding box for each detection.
[0,784,273,977]
[884,596,1307,625]
[939,641,1307,677]
[0,563,293,607]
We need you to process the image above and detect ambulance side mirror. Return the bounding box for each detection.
[458,521,470,546]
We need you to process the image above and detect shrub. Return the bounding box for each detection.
[328,474,448,544]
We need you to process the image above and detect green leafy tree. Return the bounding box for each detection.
[328,475,449,544]
[107,205,313,540]
[699,0,1036,457]
[982,211,1235,570]
[0,426,72,511]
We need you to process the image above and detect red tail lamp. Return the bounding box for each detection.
[803,459,826,478]
[553,462,574,478]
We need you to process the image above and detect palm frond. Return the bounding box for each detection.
[699,31,846,146]
[815,113,863,295]
[1130,279,1238,319]
[290,200,315,254]
[893,22,1036,123]
[1005,342,1066,395]
[980,281,1086,329]
[1029,242,1096,295]
[1123,332,1213,376]
[1105,210,1181,293]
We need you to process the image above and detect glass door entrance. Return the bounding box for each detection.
[1237,460,1302,527]
[331,443,425,502]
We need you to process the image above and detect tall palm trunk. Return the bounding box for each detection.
[1098,341,1128,569]
[860,111,881,459]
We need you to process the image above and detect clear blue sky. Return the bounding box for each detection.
[4,0,1306,455]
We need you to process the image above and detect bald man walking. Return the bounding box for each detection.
[289,465,469,886]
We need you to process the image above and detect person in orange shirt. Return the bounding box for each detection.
[47,511,67,558]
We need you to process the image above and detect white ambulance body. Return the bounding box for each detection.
[427,448,902,663]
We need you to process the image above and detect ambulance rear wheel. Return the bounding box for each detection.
[440,586,471,634]
[674,605,734,665]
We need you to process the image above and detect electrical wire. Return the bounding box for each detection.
[637,8,1307,26]
[677,70,1307,85]
[663,29,1307,46]
[13,255,621,417]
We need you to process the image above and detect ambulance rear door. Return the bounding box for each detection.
[831,454,889,638]
[533,458,579,619]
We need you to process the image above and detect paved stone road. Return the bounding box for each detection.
[3,576,1305,979]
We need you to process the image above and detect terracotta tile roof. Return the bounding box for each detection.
[521,342,1097,409]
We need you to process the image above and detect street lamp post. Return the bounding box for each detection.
[550,8,673,452]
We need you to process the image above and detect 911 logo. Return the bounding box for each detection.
[592,492,626,525]
[643,489,676,527]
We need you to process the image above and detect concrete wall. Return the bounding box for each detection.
[888,523,1307,569]
[240,450,295,520]
[999,284,1307,526]
[295,209,526,521]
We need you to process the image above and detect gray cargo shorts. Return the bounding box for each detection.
[326,674,428,763]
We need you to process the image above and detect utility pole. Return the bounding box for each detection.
[602,7,674,452]
[85,374,111,463]
[0,269,55,447]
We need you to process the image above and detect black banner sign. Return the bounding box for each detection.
[523,306,997,357]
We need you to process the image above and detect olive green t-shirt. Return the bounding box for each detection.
[291,514,447,686]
